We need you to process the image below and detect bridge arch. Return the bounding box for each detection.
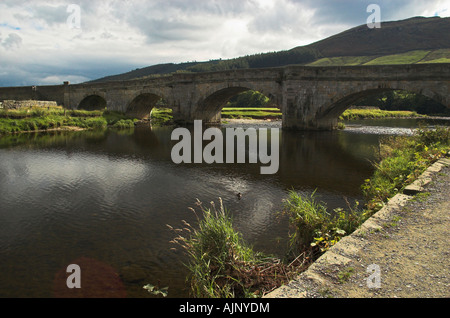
[78,94,107,111]
[316,83,449,128]
[193,85,280,123]
[126,92,163,119]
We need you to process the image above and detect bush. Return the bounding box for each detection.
[281,190,363,255]
[362,126,450,213]
[111,119,135,129]
[416,125,450,146]
[169,198,293,298]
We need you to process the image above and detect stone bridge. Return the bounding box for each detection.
[0,64,449,130]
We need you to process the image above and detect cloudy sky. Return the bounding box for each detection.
[0,0,449,87]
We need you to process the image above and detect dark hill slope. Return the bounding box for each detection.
[311,16,450,57]
[89,16,449,83]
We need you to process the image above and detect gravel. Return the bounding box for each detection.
[326,165,450,298]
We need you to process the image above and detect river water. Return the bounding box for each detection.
[0,117,448,297]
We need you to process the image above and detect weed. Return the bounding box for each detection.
[412,192,431,203]
[362,126,450,215]
[0,107,140,135]
[337,267,355,284]
[281,190,363,256]
[169,198,311,298]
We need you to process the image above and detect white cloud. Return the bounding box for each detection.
[1,33,22,50]
[0,0,448,86]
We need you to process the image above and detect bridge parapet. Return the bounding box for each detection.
[1,63,449,129]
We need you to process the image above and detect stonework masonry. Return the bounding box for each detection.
[0,100,58,110]
[0,64,449,130]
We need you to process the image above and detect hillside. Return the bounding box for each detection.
[90,16,450,83]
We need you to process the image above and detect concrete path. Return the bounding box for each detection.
[265,157,450,298]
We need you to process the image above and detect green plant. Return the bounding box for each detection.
[169,199,262,297]
[337,267,355,284]
[282,190,363,255]
[143,282,169,297]
[412,192,431,202]
[282,190,330,252]
[169,198,302,298]
[150,108,174,126]
[362,127,450,215]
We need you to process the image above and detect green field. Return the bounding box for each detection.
[221,107,282,119]
[339,109,422,120]
[0,106,139,135]
[308,56,375,66]
[221,107,424,121]
[307,49,450,66]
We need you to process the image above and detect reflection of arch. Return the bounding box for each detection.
[78,95,107,111]
[318,87,448,122]
[126,93,162,119]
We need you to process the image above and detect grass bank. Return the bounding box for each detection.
[221,107,425,122]
[284,126,450,261]
[0,106,139,135]
[339,108,423,121]
[306,49,450,66]
[361,126,450,213]
[150,107,174,126]
[221,107,282,120]
[169,126,450,298]
[168,199,310,298]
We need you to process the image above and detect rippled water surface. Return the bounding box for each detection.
[0,117,448,297]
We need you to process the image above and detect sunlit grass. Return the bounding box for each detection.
[0,107,138,135]
[363,50,431,65]
[307,56,375,66]
[306,49,450,66]
[150,107,174,125]
[362,126,450,213]
[221,107,282,119]
[340,109,422,120]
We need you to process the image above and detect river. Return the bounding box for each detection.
[0,117,448,297]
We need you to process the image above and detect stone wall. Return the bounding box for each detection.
[0,100,58,110]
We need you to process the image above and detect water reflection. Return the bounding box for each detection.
[0,118,447,297]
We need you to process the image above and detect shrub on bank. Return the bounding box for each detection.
[339,109,421,120]
[282,190,363,256]
[0,108,139,135]
[170,126,450,298]
[169,199,309,298]
[362,126,450,213]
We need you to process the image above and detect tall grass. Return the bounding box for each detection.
[0,107,139,135]
[150,108,174,125]
[169,198,309,298]
[170,126,449,298]
[362,126,450,212]
[339,109,421,121]
[282,190,363,256]
[221,107,282,120]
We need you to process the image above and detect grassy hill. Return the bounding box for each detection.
[90,16,450,83]
[308,48,450,66]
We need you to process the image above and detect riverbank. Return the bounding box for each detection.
[265,155,450,298]
[0,107,141,135]
[170,124,450,298]
[221,108,424,122]
[339,109,423,120]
